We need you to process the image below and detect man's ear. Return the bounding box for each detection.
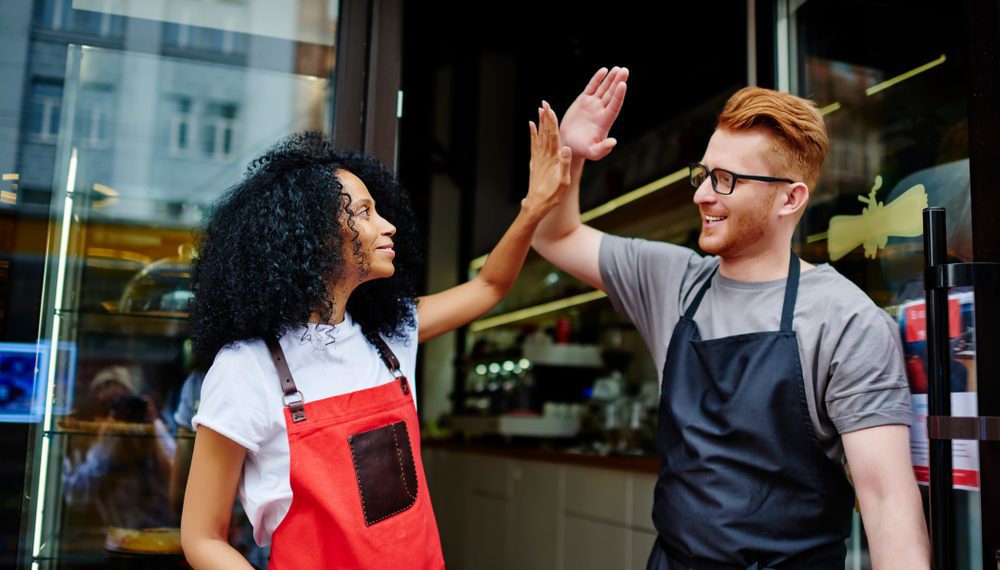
[778,182,810,220]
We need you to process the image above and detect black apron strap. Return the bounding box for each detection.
[264,337,307,423]
[683,266,719,320]
[779,251,800,332]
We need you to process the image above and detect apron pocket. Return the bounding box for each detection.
[348,420,418,526]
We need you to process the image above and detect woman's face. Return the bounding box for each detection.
[337,169,397,282]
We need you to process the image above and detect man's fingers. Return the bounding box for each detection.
[607,82,627,117]
[590,138,617,160]
[583,67,608,96]
[600,67,626,106]
[595,66,619,100]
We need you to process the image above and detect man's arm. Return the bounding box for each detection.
[532,67,628,291]
[843,424,930,569]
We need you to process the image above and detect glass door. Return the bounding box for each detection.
[779,0,982,567]
[13,1,354,567]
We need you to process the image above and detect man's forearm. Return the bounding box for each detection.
[534,156,585,246]
[861,486,930,569]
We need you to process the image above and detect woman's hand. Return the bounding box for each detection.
[523,101,572,220]
[559,66,628,161]
[414,102,571,343]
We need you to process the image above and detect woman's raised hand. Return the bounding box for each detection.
[525,101,572,218]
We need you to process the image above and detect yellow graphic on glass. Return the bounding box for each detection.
[825,176,928,261]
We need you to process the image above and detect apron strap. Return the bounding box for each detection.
[365,331,403,377]
[264,337,307,423]
[683,266,719,320]
[779,251,801,332]
[683,252,801,329]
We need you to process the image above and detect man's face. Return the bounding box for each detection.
[693,129,787,260]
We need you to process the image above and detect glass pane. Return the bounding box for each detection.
[787,1,981,568]
[4,1,339,566]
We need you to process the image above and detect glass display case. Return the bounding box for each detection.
[21,21,334,566]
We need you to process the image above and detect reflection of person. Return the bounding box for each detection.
[533,68,929,568]
[63,367,174,530]
[168,370,202,516]
[181,115,571,568]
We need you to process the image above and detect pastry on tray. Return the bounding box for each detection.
[104,526,182,554]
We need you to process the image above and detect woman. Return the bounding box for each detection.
[180,105,570,568]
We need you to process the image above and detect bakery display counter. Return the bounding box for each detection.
[423,438,658,474]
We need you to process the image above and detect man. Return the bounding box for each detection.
[533,68,930,569]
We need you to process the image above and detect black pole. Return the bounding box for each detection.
[923,207,955,570]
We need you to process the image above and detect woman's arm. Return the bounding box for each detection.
[416,102,571,343]
[180,426,254,569]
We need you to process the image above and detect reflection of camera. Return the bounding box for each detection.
[109,394,148,423]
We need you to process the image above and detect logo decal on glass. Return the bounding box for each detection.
[813,175,929,261]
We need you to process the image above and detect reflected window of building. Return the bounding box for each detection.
[163,23,249,56]
[35,0,125,37]
[27,80,63,143]
[201,102,238,161]
[166,96,194,156]
[78,84,114,150]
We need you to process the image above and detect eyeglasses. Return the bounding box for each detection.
[688,162,796,195]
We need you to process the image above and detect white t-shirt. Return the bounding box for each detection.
[191,312,419,547]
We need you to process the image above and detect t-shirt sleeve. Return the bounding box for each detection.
[598,234,709,347]
[191,346,272,453]
[825,306,913,434]
[173,371,204,430]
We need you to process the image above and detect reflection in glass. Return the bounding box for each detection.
[17,1,337,563]
[787,2,980,568]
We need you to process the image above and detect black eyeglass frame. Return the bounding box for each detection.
[688,162,796,195]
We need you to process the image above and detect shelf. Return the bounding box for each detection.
[33,530,184,563]
[469,289,608,332]
[45,429,193,440]
[53,309,190,337]
[469,166,690,272]
[55,308,188,321]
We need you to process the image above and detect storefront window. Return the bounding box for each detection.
[4,1,340,567]
[784,1,980,568]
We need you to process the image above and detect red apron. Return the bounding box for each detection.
[263,336,444,569]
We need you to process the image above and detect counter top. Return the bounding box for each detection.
[422,439,659,474]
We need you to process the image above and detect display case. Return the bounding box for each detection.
[21,38,333,568]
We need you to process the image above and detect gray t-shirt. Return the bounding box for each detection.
[599,234,912,467]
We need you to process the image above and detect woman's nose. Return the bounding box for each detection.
[381,216,396,236]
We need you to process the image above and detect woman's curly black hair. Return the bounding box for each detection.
[190,132,422,369]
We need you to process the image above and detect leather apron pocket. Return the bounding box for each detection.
[348,421,418,526]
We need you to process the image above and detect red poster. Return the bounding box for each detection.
[904,298,961,343]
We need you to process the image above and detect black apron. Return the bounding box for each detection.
[648,253,854,570]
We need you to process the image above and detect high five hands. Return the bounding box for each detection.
[525,101,572,216]
[559,66,629,162]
